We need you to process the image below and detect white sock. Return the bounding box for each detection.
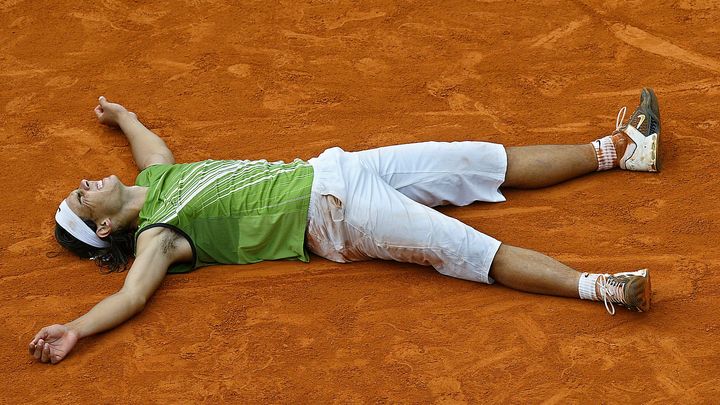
[592,136,617,171]
[578,272,601,300]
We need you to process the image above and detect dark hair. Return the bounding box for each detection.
[54,219,136,273]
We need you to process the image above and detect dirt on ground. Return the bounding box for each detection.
[2,0,720,403]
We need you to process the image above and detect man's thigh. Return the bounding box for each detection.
[351,141,508,206]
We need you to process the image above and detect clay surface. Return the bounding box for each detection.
[3,0,720,402]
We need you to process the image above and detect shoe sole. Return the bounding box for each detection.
[640,88,661,172]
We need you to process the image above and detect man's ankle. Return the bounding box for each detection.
[578,272,601,300]
[592,136,618,171]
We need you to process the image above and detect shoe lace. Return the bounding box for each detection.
[615,106,627,132]
[597,274,628,315]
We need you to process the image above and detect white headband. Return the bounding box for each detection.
[55,200,110,248]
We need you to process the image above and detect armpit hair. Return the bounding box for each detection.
[161,230,182,255]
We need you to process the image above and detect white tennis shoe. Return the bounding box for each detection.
[614,88,661,172]
[597,269,652,315]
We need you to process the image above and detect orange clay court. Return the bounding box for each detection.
[2,1,720,403]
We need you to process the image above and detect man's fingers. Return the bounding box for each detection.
[29,329,45,353]
[41,343,50,363]
[94,105,103,117]
[31,328,47,345]
[33,339,44,359]
[98,95,107,106]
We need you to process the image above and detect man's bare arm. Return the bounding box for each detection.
[28,228,189,364]
[95,96,175,170]
[63,231,172,337]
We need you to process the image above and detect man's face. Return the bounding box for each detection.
[63,175,124,224]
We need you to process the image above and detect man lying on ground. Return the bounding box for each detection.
[30,89,660,364]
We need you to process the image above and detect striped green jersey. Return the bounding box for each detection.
[135,159,314,273]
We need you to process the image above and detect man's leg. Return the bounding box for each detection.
[503,144,598,189]
[350,138,625,204]
[489,244,650,315]
[489,244,580,298]
[354,90,659,198]
[502,129,636,188]
[504,88,660,188]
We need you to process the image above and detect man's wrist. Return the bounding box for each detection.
[117,111,138,125]
[63,321,84,339]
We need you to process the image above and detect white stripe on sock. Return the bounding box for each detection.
[592,136,617,171]
[578,272,601,301]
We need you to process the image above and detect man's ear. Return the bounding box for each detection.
[96,218,113,238]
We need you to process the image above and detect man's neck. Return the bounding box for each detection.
[119,186,148,229]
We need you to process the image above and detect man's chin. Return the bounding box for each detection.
[109,175,125,189]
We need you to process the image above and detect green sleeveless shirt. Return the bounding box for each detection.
[135,159,314,273]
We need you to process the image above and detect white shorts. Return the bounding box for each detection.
[306,141,507,284]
